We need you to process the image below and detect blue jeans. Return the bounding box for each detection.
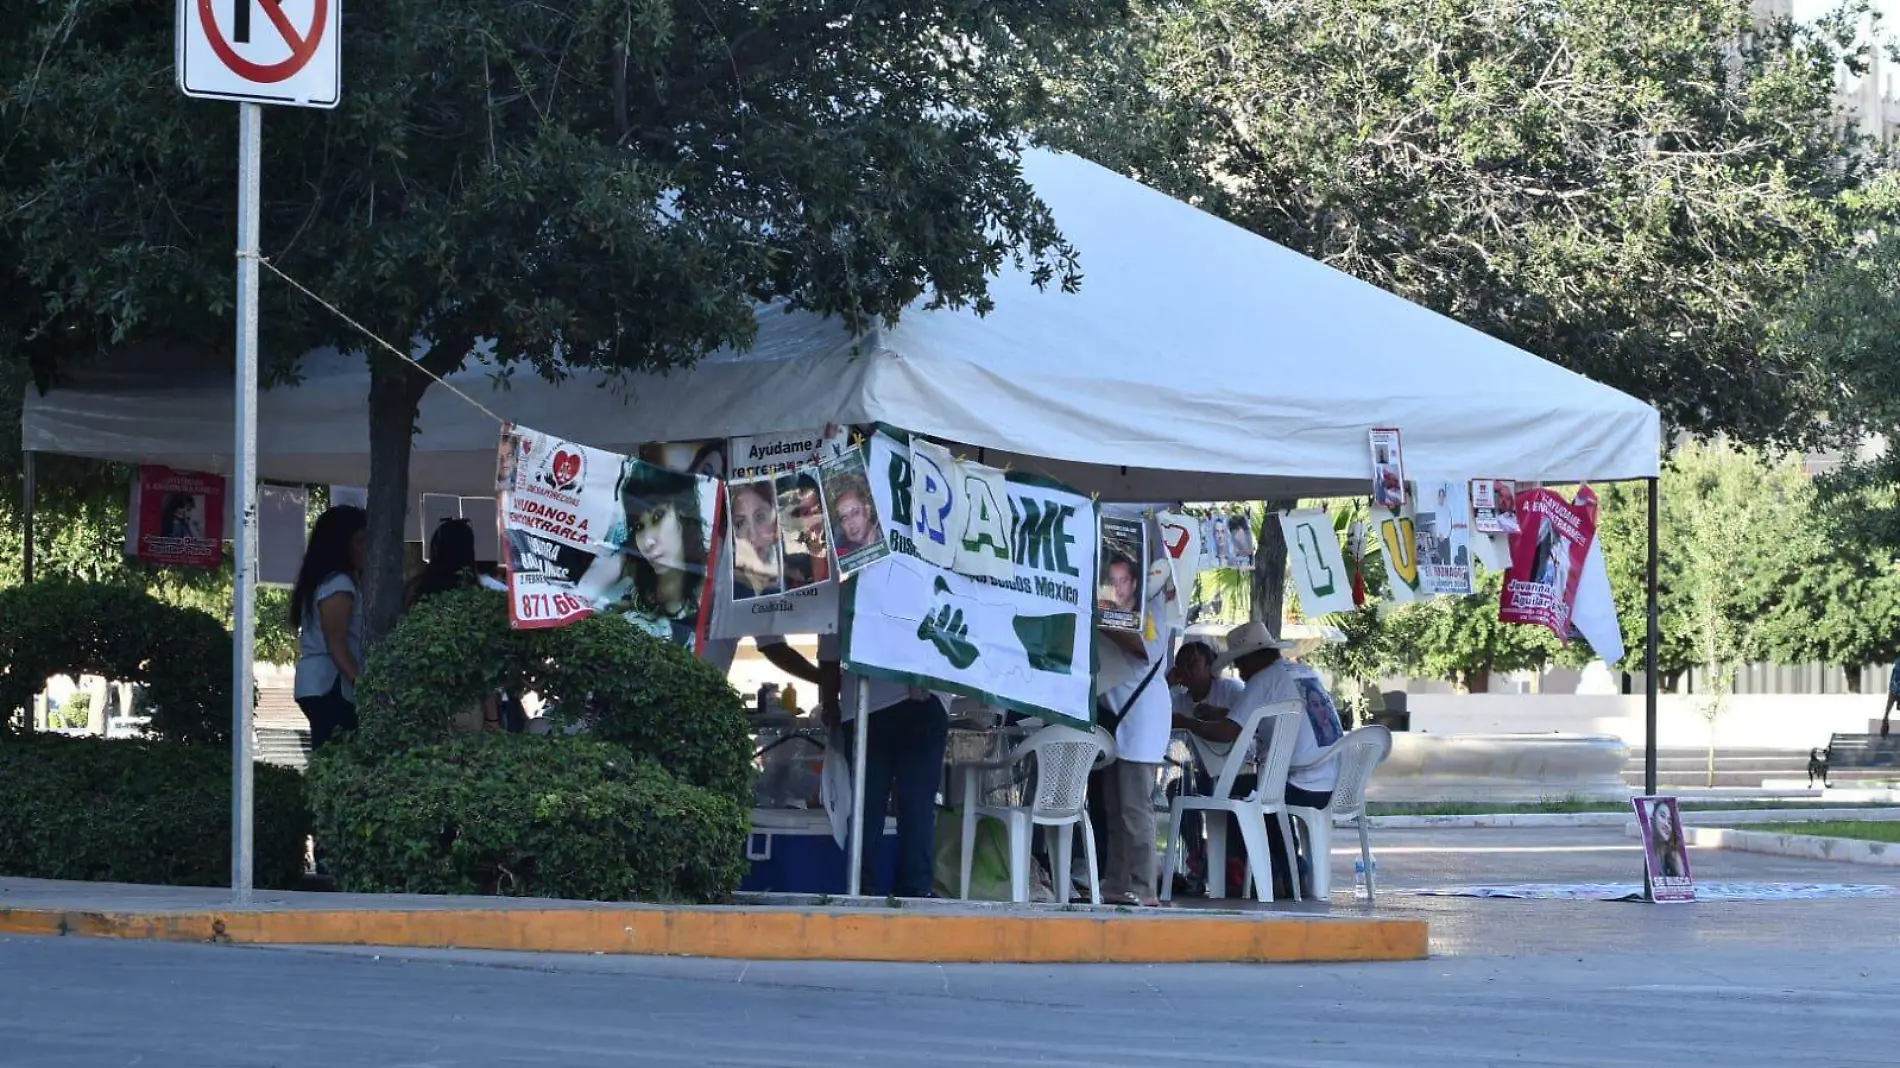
[856,697,949,897]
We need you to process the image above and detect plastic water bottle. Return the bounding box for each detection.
[1353,857,1377,901]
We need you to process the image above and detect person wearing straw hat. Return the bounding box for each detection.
[1176,621,1344,898]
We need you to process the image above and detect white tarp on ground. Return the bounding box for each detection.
[20,149,1660,499]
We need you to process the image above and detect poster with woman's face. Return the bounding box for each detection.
[602,459,722,651]
[1632,795,1694,902]
[775,467,832,591]
[728,477,784,601]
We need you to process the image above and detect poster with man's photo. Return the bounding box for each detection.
[1414,480,1474,596]
[1498,485,1597,643]
[822,446,890,574]
[1097,515,1147,633]
[1632,796,1695,903]
[498,423,722,653]
[1470,478,1520,535]
[775,468,832,591]
[127,466,226,570]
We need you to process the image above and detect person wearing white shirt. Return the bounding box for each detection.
[1097,607,1172,906]
[1165,639,1243,894]
[1172,622,1344,898]
[756,633,950,897]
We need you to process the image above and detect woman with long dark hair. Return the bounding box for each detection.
[408,518,479,607]
[291,505,368,749]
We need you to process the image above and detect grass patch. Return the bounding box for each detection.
[1746,821,1900,844]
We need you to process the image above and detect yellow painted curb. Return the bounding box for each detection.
[0,906,1427,964]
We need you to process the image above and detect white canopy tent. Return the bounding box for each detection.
[17,148,1670,894]
[22,149,1659,501]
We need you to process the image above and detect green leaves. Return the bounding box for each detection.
[0,734,309,890]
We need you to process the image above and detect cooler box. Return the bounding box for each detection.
[741,809,899,894]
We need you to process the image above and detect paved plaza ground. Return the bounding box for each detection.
[4,826,1896,1067]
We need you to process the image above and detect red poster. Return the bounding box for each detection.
[1497,485,1596,642]
[130,466,226,569]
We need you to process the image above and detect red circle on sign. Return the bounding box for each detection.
[197,0,328,85]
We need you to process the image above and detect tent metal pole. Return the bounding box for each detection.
[1645,476,1660,797]
[847,676,870,897]
[20,450,35,735]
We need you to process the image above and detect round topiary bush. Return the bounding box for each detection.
[0,578,233,745]
[0,733,310,889]
[353,588,751,803]
[306,733,749,902]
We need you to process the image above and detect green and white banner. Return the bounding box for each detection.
[843,431,1097,725]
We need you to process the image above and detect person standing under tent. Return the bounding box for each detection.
[757,634,950,898]
[291,505,368,750]
[1099,608,1172,907]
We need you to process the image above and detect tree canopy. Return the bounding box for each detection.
[1030,0,1872,445]
[2,0,1127,639]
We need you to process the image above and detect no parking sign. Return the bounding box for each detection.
[177,0,340,108]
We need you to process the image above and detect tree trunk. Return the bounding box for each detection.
[364,359,430,648]
[1251,501,1295,631]
[1844,665,1864,694]
[1465,669,1491,695]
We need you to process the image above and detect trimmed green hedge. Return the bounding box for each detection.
[0,734,310,889]
[353,588,752,803]
[307,734,749,902]
[0,578,233,745]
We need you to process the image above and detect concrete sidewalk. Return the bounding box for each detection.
[0,877,1426,965]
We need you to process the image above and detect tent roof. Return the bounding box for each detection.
[22,149,1659,499]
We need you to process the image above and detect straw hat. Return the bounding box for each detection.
[1211,621,1295,672]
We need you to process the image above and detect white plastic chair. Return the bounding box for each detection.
[959,725,1107,905]
[1158,701,1305,903]
[1286,725,1393,899]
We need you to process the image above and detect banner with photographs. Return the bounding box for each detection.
[844,430,1096,725]
[1279,509,1356,617]
[1470,478,1520,535]
[1375,499,1422,603]
[1369,428,1406,508]
[1155,511,1201,631]
[1199,511,1256,570]
[1415,480,1474,596]
[1498,485,1597,642]
[498,423,722,653]
[1096,515,1147,633]
[1632,796,1695,903]
[126,466,226,569]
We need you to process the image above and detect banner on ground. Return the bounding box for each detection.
[497,423,722,652]
[1632,796,1694,903]
[1280,509,1356,617]
[126,466,225,569]
[1498,485,1597,642]
[1375,498,1422,603]
[1415,480,1473,596]
[844,431,1096,725]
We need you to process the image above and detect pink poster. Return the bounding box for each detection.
[1632,796,1695,902]
[129,466,226,569]
[1497,485,1596,642]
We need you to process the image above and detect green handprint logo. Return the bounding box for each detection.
[917,576,981,669]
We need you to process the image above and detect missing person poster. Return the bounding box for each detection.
[1632,796,1694,903]
[1097,515,1146,633]
[822,447,889,574]
[1470,478,1520,535]
[728,477,785,602]
[776,468,832,590]
[1280,509,1356,617]
[127,466,226,569]
[1369,428,1407,509]
[844,431,1097,725]
[1415,480,1474,596]
[1498,485,1597,643]
[498,423,722,653]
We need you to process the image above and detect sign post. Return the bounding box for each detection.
[178,0,340,902]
